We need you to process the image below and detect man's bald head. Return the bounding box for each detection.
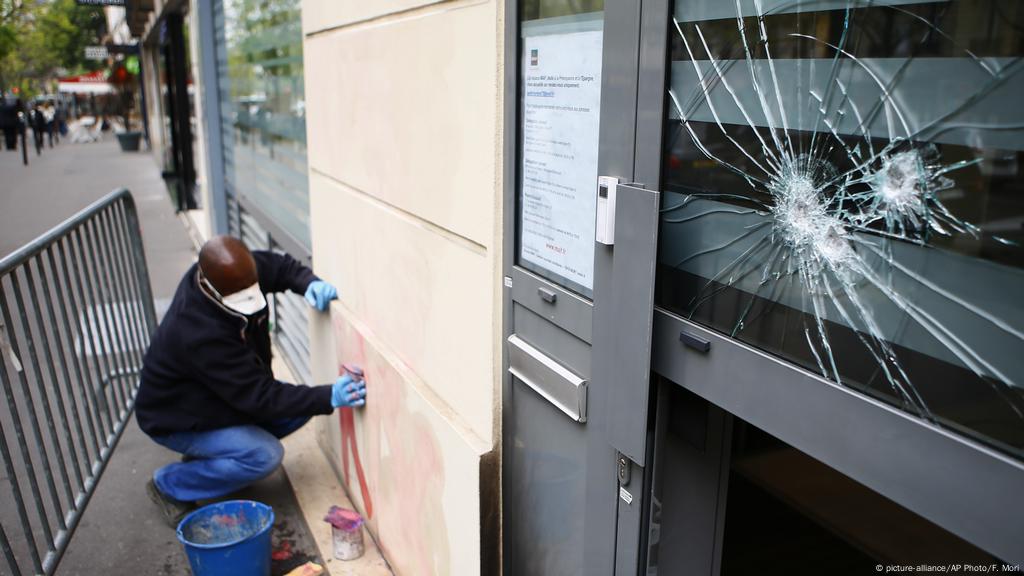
[198,235,258,296]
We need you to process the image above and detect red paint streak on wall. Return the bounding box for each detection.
[332,315,451,574]
[338,364,373,519]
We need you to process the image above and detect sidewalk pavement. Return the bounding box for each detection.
[0,139,331,575]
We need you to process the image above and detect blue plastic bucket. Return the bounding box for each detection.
[176,500,275,576]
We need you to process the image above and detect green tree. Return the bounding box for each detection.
[0,0,105,97]
[0,0,24,66]
[35,0,106,74]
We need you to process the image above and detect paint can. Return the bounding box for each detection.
[324,506,364,560]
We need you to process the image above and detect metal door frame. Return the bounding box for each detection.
[632,0,1024,568]
[502,1,658,574]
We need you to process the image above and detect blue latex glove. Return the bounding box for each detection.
[331,373,366,408]
[304,280,338,311]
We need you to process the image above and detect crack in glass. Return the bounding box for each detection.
[663,0,1024,433]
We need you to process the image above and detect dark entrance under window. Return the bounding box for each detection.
[649,384,1002,576]
[159,12,197,212]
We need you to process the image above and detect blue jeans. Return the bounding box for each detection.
[150,416,310,502]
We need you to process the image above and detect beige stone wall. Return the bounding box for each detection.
[301,1,504,574]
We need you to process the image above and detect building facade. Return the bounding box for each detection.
[301,2,503,575]
[128,0,1023,574]
[129,1,503,573]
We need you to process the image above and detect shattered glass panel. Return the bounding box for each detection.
[657,0,1024,458]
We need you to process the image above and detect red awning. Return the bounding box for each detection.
[58,71,114,94]
[59,70,110,84]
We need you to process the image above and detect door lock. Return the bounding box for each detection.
[617,452,631,486]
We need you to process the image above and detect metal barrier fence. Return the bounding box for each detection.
[0,189,156,576]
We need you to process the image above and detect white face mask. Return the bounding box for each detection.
[200,269,267,315]
[220,282,267,315]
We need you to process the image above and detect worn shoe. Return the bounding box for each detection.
[146,478,196,528]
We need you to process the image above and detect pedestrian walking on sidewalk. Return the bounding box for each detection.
[30,104,46,156]
[0,94,18,151]
[44,102,58,147]
[56,102,67,137]
[135,235,367,527]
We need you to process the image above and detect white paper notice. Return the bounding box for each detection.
[520,28,602,292]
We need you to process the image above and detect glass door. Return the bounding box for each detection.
[503,2,621,576]
[643,0,1024,570]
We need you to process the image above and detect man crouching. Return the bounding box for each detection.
[135,235,366,526]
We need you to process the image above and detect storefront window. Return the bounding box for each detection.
[657,1,1024,458]
[215,0,308,248]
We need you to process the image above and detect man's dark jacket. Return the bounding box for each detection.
[136,251,333,437]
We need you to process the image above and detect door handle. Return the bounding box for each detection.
[593,182,660,465]
[680,330,711,353]
[537,287,557,303]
